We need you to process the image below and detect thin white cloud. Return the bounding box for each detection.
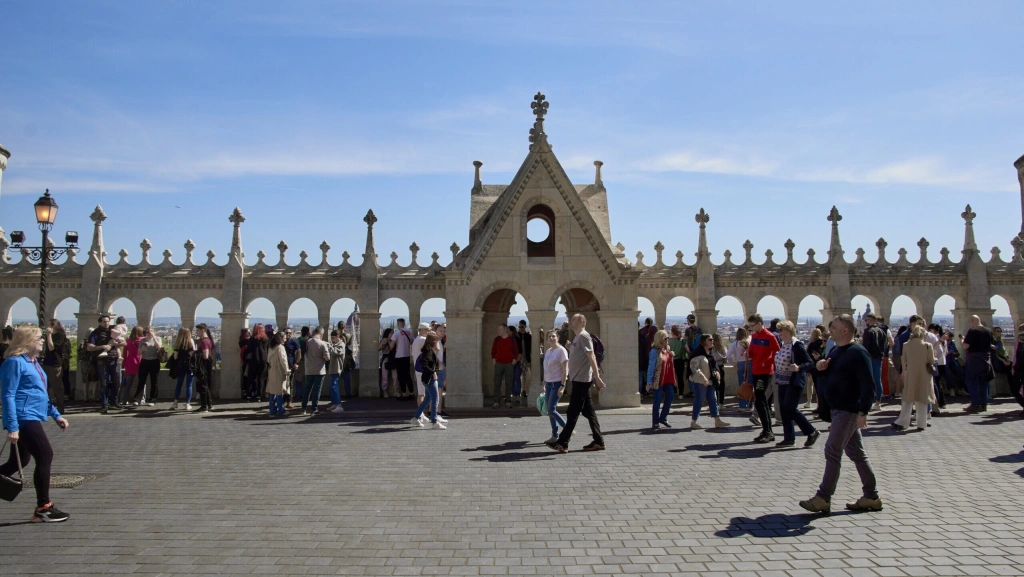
[633,151,779,177]
[795,158,1015,192]
[2,177,174,195]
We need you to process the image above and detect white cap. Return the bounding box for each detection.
[418,322,431,330]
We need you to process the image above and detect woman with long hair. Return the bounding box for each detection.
[266,331,290,416]
[1,325,71,522]
[688,335,729,429]
[118,326,144,407]
[726,326,751,409]
[646,330,677,430]
[410,332,446,429]
[194,324,216,412]
[243,324,269,402]
[171,328,196,411]
[379,327,398,398]
[541,329,568,443]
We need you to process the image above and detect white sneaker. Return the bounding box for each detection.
[872,401,882,411]
[435,415,448,423]
[432,422,447,430]
[185,403,192,411]
[332,405,344,413]
[172,401,178,410]
[410,417,424,427]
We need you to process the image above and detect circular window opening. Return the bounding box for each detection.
[527,218,551,243]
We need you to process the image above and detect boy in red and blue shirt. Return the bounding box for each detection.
[747,313,780,443]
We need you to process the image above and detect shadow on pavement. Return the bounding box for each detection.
[462,441,531,452]
[715,513,827,538]
[468,451,557,463]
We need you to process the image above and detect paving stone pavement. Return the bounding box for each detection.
[1,396,1023,576]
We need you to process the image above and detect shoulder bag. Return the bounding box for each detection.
[0,441,24,502]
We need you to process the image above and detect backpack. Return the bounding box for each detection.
[591,334,606,367]
[414,351,424,373]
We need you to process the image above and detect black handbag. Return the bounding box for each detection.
[0,441,24,502]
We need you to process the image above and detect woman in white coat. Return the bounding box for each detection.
[266,332,291,417]
[893,325,935,431]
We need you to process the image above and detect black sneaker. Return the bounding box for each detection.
[659,420,672,428]
[753,432,774,443]
[805,430,821,448]
[775,439,796,447]
[545,441,568,453]
[101,406,108,415]
[32,502,69,523]
[582,442,605,452]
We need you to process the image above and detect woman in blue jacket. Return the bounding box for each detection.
[1,326,70,522]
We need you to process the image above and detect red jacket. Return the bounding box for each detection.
[748,328,781,375]
[491,335,520,364]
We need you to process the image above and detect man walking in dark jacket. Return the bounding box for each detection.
[800,314,883,514]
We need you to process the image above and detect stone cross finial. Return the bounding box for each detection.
[654,241,665,264]
[363,209,378,227]
[89,205,108,257]
[827,206,842,224]
[362,209,378,268]
[389,251,399,266]
[635,251,645,267]
[162,249,172,263]
[723,249,733,264]
[876,238,888,262]
[118,248,129,263]
[299,250,308,264]
[341,251,351,265]
[1011,235,1024,261]
[594,160,603,186]
[742,239,753,263]
[675,250,684,266]
[695,208,710,226]
[320,241,330,264]
[695,208,710,258]
[961,205,976,225]
[529,92,550,150]
[277,240,288,263]
[205,250,215,264]
[614,242,625,254]
[450,242,460,262]
[765,249,775,264]
[228,207,245,259]
[228,207,245,225]
[90,205,108,224]
[184,239,196,262]
[140,239,152,262]
[256,250,266,264]
[917,237,929,262]
[855,247,866,261]
[410,242,420,265]
[897,247,908,264]
[807,248,816,262]
[784,239,795,262]
[430,252,440,267]
[940,247,950,262]
[962,204,978,253]
[827,205,843,260]
[991,247,1002,262]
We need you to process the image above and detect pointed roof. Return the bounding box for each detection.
[458,95,623,281]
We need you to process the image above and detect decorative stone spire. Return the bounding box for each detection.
[962,204,978,253]
[389,251,399,266]
[594,160,603,187]
[654,241,665,265]
[674,250,684,266]
[784,239,795,264]
[742,239,754,264]
[89,205,107,258]
[827,205,842,261]
[1015,154,1024,235]
[409,242,420,265]
[228,207,245,260]
[876,238,888,263]
[430,251,440,267]
[205,250,216,264]
[256,250,267,265]
[1011,235,1023,263]
[695,208,710,259]
[277,240,288,264]
[184,239,196,264]
[635,251,645,267]
[161,249,173,265]
[362,209,378,268]
[449,242,460,268]
[917,237,929,263]
[528,92,550,152]
[341,251,351,265]
[472,161,483,193]
[319,241,331,265]
[140,239,152,264]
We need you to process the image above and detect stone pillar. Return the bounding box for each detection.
[218,312,249,400]
[524,310,552,409]
[595,310,640,408]
[820,307,855,326]
[952,307,995,342]
[275,310,289,332]
[693,308,719,334]
[446,311,484,408]
[652,299,667,331]
[136,308,153,331]
[181,311,196,332]
[358,311,382,397]
[318,311,331,334]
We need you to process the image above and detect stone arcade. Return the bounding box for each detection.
[2,95,1024,408]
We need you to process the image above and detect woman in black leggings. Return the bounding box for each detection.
[1,325,71,522]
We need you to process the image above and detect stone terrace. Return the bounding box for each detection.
[1,399,1023,576]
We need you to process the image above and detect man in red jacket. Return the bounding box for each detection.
[747,313,780,443]
[491,324,519,409]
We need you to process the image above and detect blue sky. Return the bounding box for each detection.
[2,1,1021,323]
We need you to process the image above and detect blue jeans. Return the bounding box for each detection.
[303,374,325,410]
[96,359,117,407]
[329,374,342,404]
[437,369,446,390]
[691,381,719,420]
[414,379,440,423]
[512,364,523,397]
[174,371,194,402]
[736,362,749,408]
[779,383,815,442]
[268,394,285,415]
[652,384,675,426]
[545,382,567,436]
[869,357,883,402]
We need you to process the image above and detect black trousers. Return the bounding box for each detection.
[673,358,688,396]
[753,374,773,436]
[136,358,161,401]
[395,357,413,395]
[556,380,604,447]
[1010,369,1024,409]
[0,421,53,507]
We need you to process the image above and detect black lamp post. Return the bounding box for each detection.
[6,189,78,327]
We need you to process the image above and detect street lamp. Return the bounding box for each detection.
[5,189,78,327]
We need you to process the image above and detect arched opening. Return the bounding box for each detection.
[890,295,918,326]
[106,297,137,326]
[380,298,410,334]
[246,298,275,327]
[666,296,695,330]
[990,295,1013,334]
[638,297,656,325]
[9,296,37,326]
[329,298,360,368]
[797,295,825,336]
[851,295,880,333]
[526,204,556,259]
[53,297,80,328]
[195,298,223,361]
[288,298,318,329]
[933,295,956,327]
[420,298,446,326]
[553,297,568,329]
[480,288,530,403]
[756,295,786,323]
[715,296,744,321]
[151,298,179,333]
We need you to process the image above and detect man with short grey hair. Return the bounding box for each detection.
[800,314,882,514]
[547,314,606,453]
[302,326,331,415]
